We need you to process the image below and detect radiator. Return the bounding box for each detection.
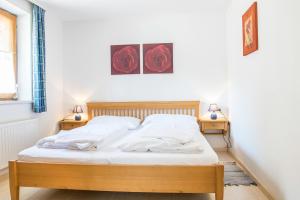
[0,118,40,169]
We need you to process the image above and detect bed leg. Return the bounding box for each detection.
[215,164,224,200]
[9,161,19,200]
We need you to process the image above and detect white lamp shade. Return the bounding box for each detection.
[73,105,83,113]
[208,104,220,112]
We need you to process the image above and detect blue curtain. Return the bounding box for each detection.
[32,4,46,113]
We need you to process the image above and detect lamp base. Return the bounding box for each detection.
[210,112,218,120]
[75,115,81,121]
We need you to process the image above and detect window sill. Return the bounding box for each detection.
[0,100,32,105]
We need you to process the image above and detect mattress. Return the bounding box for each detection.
[18,132,219,165]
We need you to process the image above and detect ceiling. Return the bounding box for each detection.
[34,0,229,21]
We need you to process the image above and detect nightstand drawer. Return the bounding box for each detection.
[203,122,225,130]
[200,116,229,134]
[60,120,88,130]
[61,123,80,130]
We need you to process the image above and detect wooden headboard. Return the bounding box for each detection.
[87,101,200,121]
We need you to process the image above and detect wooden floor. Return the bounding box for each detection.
[0,152,269,200]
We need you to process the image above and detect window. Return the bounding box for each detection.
[0,8,17,100]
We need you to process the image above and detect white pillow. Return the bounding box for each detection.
[130,114,199,144]
[87,116,141,130]
[142,114,197,126]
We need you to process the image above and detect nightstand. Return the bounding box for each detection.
[59,119,88,130]
[199,117,229,134]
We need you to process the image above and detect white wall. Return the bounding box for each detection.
[62,11,229,148]
[227,0,300,199]
[0,0,64,137]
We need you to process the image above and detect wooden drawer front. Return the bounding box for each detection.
[203,122,225,130]
[61,123,82,130]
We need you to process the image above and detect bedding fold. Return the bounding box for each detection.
[117,116,203,153]
[119,137,203,153]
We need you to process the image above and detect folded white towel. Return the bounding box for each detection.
[36,132,102,151]
[37,123,128,151]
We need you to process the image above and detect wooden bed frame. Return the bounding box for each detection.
[9,101,224,200]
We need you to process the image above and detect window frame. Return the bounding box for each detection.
[0,8,17,100]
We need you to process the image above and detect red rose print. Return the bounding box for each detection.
[143,43,173,73]
[111,45,140,74]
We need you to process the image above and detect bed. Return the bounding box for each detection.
[9,101,224,200]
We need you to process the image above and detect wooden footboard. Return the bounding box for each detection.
[9,161,224,200]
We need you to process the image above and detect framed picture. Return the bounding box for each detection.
[143,43,173,74]
[111,44,140,75]
[242,2,258,56]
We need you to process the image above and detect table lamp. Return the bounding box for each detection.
[208,103,220,120]
[73,105,83,121]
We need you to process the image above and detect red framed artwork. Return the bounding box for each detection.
[143,43,173,74]
[242,2,258,56]
[111,44,140,75]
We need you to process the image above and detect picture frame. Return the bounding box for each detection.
[143,43,173,74]
[242,2,258,56]
[111,44,140,75]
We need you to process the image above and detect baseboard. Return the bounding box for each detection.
[213,147,228,152]
[0,167,8,182]
[228,150,274,200]
[0,167,8,175]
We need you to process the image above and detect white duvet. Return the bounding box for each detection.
[36,114,203,153]
[37,123,128,151]
[19,131,219,165]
